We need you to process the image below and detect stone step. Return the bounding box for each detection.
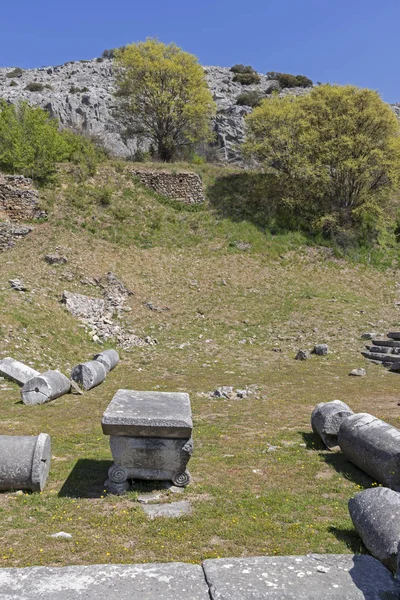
[362,351,399,363]
[1,555,399,599]
[203,554,400,599]
[373,339,400,348]
[365,346,395,354]
[388,332,400,340]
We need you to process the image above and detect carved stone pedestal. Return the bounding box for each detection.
[101,390,193,495]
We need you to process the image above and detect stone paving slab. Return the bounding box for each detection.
[0,562,209,599]
[203,554,400,599]
[101,389,193,438]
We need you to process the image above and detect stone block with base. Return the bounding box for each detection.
[101,390,193,495]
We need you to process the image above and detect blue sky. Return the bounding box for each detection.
[0,0,399,103]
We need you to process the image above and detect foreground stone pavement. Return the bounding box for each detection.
[1,555,399,599]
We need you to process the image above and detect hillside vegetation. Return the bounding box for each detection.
[1,161,400,567]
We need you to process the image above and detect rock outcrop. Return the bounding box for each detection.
[0,59,309,162]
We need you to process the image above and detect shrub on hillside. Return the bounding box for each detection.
[0,100,103,182]
[244,84,400,244]
[24,82,45,92]
[230,65,260,86]
[266,71,313,88]
[6,67,23,79]
[236,91,264,108]
[9,81,17,87]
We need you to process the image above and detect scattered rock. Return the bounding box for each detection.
[295,350,308,361]
[313,344,329,356]
[361,332,376,340]
[44,254,67,265]
[141,500,192,519]
[144,301,170,312]
[137,491,165,504]
[9,279,27,291]
[349,368,366,377]
[211,386,234,399]
[50,531,72,539]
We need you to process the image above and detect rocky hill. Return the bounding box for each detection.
[1,58,398,162]
[0,59,307,162]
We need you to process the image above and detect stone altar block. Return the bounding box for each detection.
[101,390,193,494]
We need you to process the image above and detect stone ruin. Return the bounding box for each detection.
[132,169,205,204]
[312,399,400,574]
[0,174,45,251]
[362,331,400,371]
[61,272,157,349]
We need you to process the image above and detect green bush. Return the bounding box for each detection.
[266,72,313,88]
[245,85,400,244]
[0,100,103,182]
[6,68,23,79]
[9,81,17,87]
[69,85,90,94]
[236,91,264,108]
[230,65,260,86]
[25,82,45,92]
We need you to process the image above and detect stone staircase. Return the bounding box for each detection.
[362,332,400,371]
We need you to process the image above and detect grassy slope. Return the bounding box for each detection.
[0,161,400,567]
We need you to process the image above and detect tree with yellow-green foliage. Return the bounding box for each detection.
[244,85,400,241]
[114,39,216,162]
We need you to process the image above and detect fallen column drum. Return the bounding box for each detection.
[338,413,400,490]
[93,349,119,373]
[311,400,354,450]
[71,361,107,391]
[0,433,51,492]
[21,370,71,405]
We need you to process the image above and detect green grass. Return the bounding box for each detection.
[0,161,400,567]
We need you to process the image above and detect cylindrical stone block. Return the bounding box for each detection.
[0,433,51,492]
[338,413,400,490]
[71,361,107,390]
[93,349,119,373]
[349,487,400,572]
[311,400,354,450]
[21,370,71,405]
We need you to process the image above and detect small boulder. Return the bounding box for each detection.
[314,344,329,356]
[45,254,67,265]
[349,368,366,377]
[295,350,308,361]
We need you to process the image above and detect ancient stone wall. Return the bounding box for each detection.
[0,174,43,222]
[132,170,205,204]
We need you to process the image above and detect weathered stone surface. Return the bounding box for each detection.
[388,332,400,340]
[101,390,193,438]
[62,290,106,321]
[338,413,400,490]
[141,500,192,519]
[0,433,51,492]
[314,344,329,356]
[71,361,107,390]
[105,436,193,493]
[349,487,400,572]
[0,357,40,385]
[0,562,209,599]
[132,169,205,204]
[203,554,400,599]
[295,350,308,361]
[311,400,354,450]
[21,370,71,405]
[93,349,119,373]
